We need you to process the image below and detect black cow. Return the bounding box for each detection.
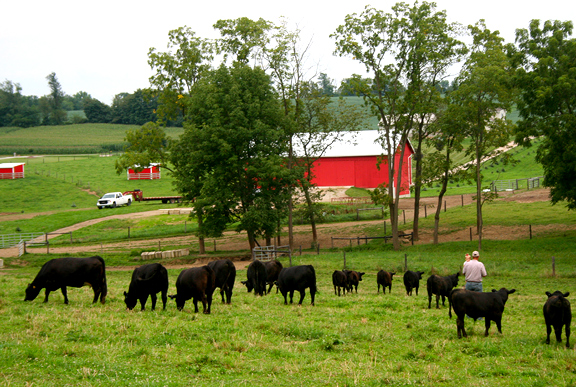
[124,263,168,311]
[544,290,571,348]
[403,270,425,296]
[24,256,107,304]
[377,270,395,294]
[449,288,516,338]
[263,260,283,294]
[169,266,216,313]
[277,265,317,305]
[427,272,460,309]
[207,259,236,304]
[345,270,365,293]
[241,260,267,296]
[332,270,348,296]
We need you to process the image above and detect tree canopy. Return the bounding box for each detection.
[170,64,294,249]
[512,19,576,209]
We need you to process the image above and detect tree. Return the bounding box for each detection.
[171,64,293,250]
[450,21,515,250]
[213,17,272,64]
[71,91,91,110]
[332,1,465,249]
[512,20,576,209]
[422,99,467,244]
[317,73,336,96]
[147,26,213,125]
[292,83,368,245]
[0,80,40,127]
[111,89,157,125]
[83,98,112,123]
[45,72,67,125]
[115,122,172,175]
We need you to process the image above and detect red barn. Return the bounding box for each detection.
[0,162,25,179]
[127,164,161,180]
[298,130,414,197]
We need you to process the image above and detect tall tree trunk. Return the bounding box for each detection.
[476,154,483,250]
[434,179,449,245]
[412,139,423,241]
[288,139,294,250]
[433,145,452,244]
[247,229,256,252]
[303,184,318,246]
[196,211,206,254]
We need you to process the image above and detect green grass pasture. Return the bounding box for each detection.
[1,239,575,386]
[0,154,179,215]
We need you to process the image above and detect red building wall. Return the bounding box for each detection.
[309,142,413,196]
[127,165,161,180]
[0,163,25,179]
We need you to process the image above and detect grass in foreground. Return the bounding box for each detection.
[1,239,575,386]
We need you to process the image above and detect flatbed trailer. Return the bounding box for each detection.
[123,191,182,204]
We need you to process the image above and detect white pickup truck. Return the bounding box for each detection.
[97,192,133,209]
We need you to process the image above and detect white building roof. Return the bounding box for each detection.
[0,163,25,168]
[294,130,404,158]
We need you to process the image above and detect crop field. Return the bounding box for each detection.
[1,241,575,387]
[0,124,185,155]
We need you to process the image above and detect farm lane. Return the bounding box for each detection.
[0,188,555,259]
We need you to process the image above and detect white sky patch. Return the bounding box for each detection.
[1,0,573,104]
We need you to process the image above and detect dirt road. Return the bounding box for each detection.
[0,188,559,262]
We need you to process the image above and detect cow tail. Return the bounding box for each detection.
[96,256,108,303]
[310,265,318,295]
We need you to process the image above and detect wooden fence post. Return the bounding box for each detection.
[552,256,556,276]
[317,244,320,255]
[461,195,464,207]
[469,227,472,241]
[403,210,406,224]
[128,227,130,239]
[529,225,532,239]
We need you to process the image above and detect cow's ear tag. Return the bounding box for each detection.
[33,286,36,289]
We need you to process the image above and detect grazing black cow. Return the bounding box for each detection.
[377,270,395,294]
[427,272,460,309]
[403,270,425,296]
[277,265,317,305]
[263,260,283,294]
[124,263,168,311]
[345,270,365,293]
[241,260,267,296]
[449,288,516,338]
[169,266,216,313]
[332,270,348,296]
[207,259,236,304]
[544,290,571,348]
[24,256,107,304]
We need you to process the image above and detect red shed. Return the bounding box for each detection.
[298,130,414,197]
[0,162,25,179]
[127,164,161,180]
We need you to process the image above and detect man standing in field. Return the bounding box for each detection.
[463,251,486,292]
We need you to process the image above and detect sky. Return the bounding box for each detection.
[1,0,574,105]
